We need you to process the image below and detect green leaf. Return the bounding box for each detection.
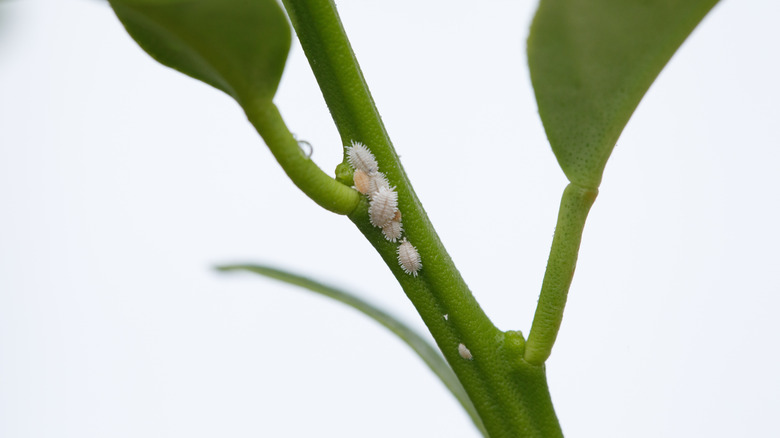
[528,0,719,189]
[216,264,488,437]
[109,0,291,105]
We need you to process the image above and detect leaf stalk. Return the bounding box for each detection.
[243,100,360,215]
[525,183,598,365]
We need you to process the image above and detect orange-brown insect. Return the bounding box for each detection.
[353,169,371,195]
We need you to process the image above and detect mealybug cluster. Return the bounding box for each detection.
[345,141,420,275]
[346,142,476,359]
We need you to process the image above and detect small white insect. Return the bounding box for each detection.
[381,219,403,242]
[443,314,449,321]
[397,238,422,276]
[369,186,398,227]
[366,172,390,198]
[458,343,473,360]
[346,141,378,174]
[353,169,371,195]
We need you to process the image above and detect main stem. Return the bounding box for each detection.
[280,0,563,436]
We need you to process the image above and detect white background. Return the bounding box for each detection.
[1,0,779,436]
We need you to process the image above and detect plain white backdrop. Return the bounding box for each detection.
[1,0,779,436]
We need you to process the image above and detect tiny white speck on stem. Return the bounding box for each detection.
[458,343,473,360]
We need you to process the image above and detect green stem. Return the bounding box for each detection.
[243,100,360,215]
[281,1,563,436]
[525,183,598,365]
[279,0,387,147]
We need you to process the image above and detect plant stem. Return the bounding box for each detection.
[243,99,360,215]
[525,183,598,365]
[279,0,387,146]
[280,0,563,436]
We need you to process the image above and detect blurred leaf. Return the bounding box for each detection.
[528,0,719,188]
[217,264,488,437]
[109,0,291,105]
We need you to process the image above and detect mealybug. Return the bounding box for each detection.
[458,343,473,360]
[367,172,390,198]
[346,141,378,174]
[397,238,421,276]
[353,169,371,195]
[369,186,398,227]
[381,219,403,242]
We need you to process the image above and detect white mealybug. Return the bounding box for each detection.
[369,186,398,227]
[367,172,390,198]
[458,343,473,360]
[381,219,403,242]
[353,169,371,195]
[397,238,421,276]
[346,141,378,174]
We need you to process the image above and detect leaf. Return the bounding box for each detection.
[109,0,291,105]
[216,264,488,437]
[528,0,719,189]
